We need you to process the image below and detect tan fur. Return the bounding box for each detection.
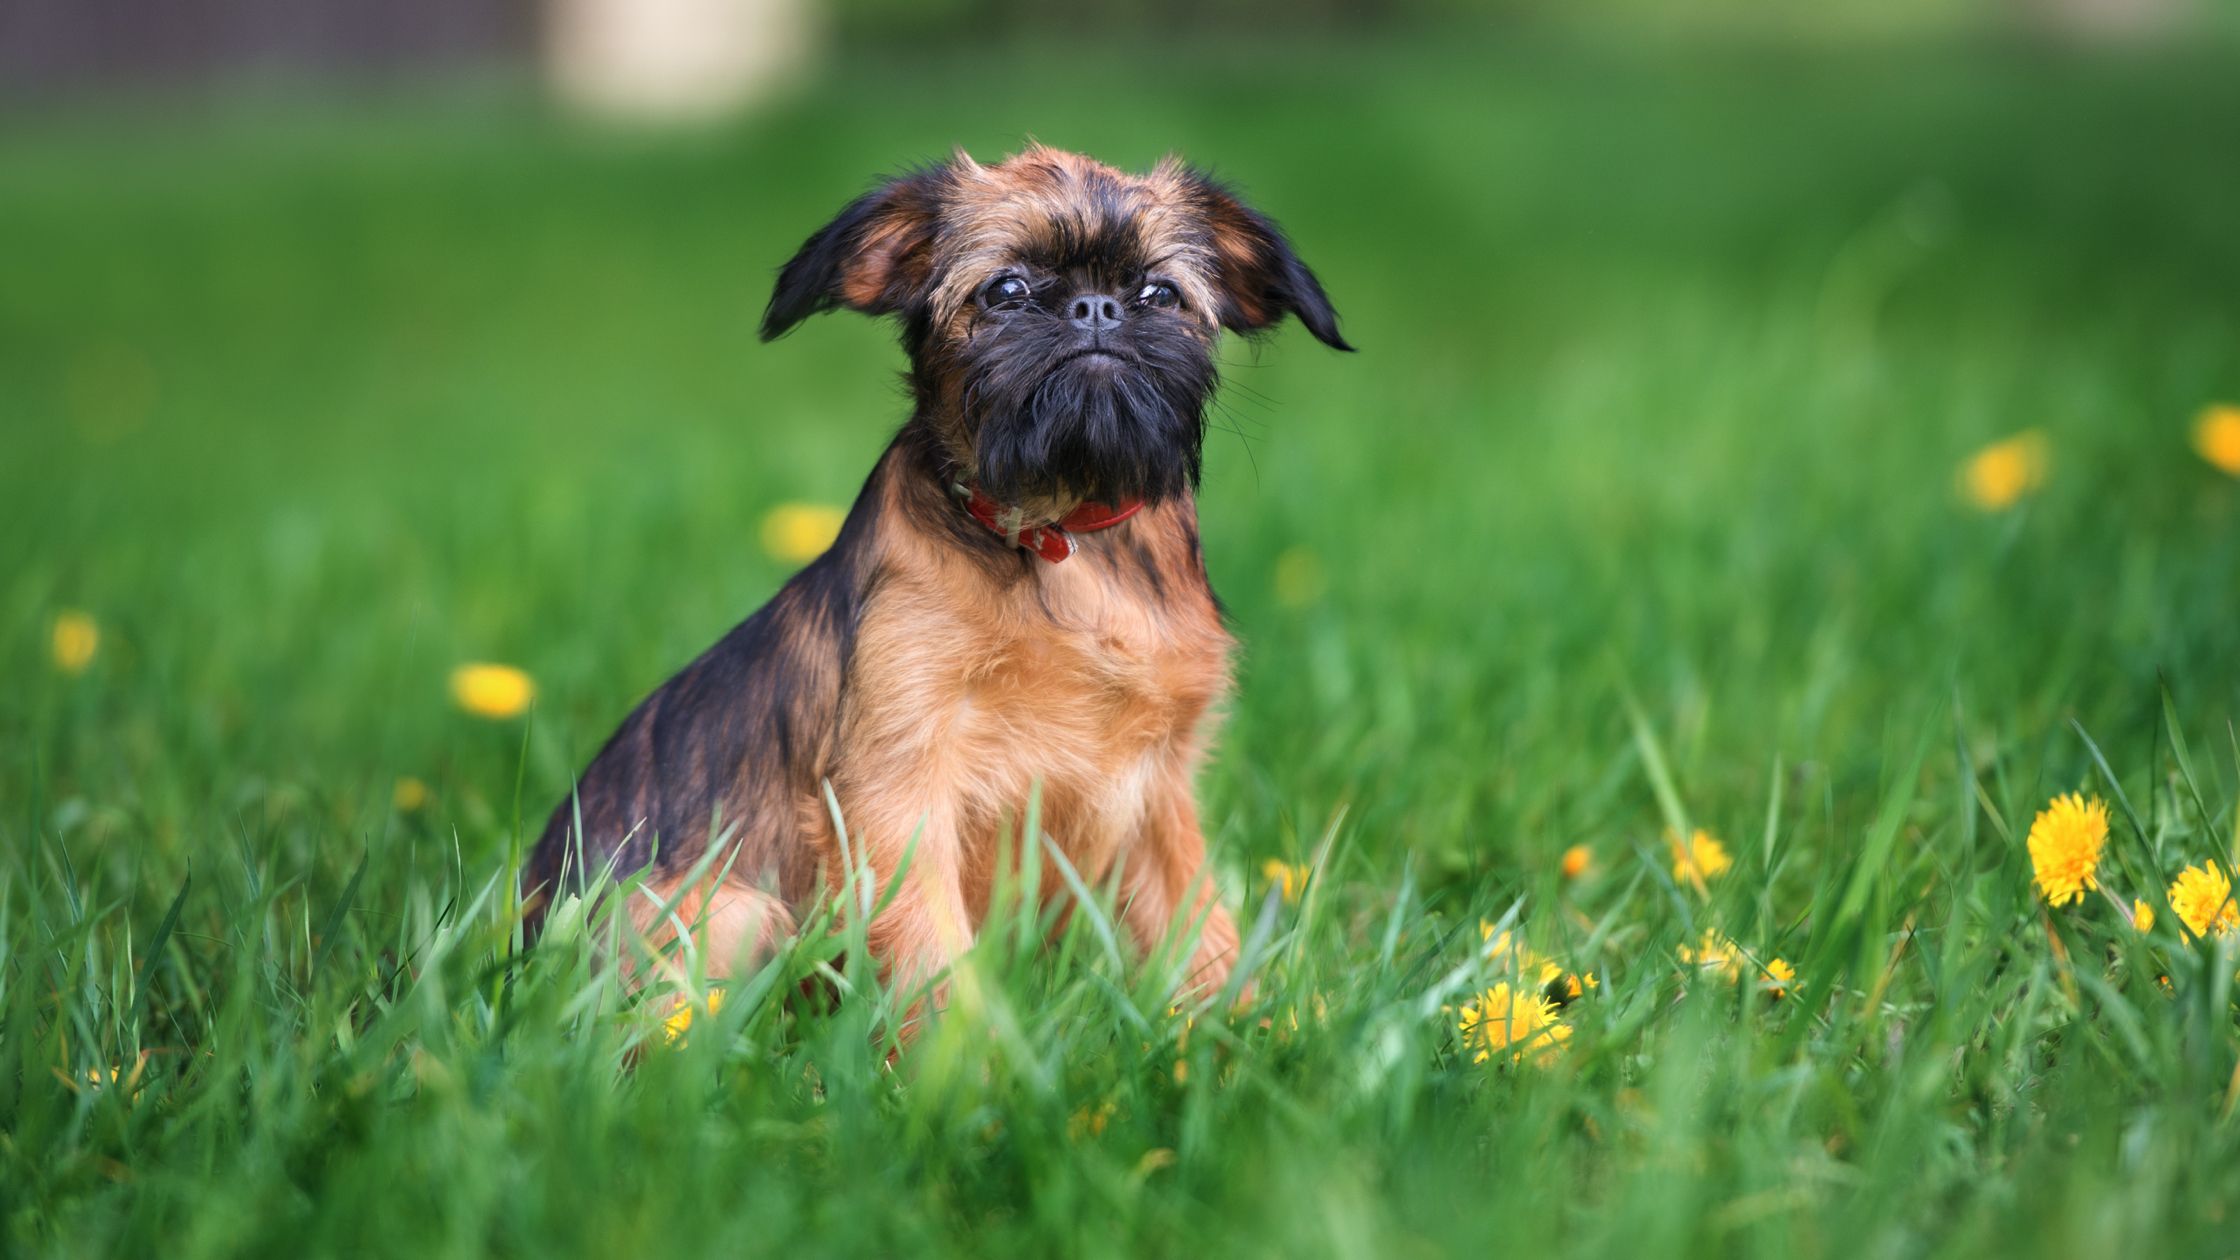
[930,144,1228,332]
[631,878,797,985]
[827,468,1235,1006]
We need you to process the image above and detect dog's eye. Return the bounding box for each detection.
[1134,280,1180,309]
[981,275,1033,309]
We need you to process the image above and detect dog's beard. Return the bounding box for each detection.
[957,314,1215,508]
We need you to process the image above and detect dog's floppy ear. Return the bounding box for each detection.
[760,166,949,341]
[1179,167,1353,352]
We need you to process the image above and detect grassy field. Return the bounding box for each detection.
[8,29,2240,1258]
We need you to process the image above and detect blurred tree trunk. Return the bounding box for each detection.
[2007,0,2189,40]
[544,0,814,121]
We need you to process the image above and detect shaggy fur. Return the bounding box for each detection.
[523,144,1349,1021]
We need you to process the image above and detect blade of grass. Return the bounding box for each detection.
[128,870,191,1034]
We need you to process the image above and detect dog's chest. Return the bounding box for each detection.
[956,567,1225,775]
[840,547,1229,856]
[963,573,1226,877]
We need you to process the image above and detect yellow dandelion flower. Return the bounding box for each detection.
[56,1057,148,1101]
[1763,957,1796,1000]
[2168,862,2237,941]
[1959,429,2050,511]
[1560,845,1593,880]
[2132,899,2156,935]
[2193,403,2240,477]
[1482,924,1595,1001]
[1478,923,1598,1013]
[1669,829,1733,886]
[1271,546,1325,608]
[1068,1100,1116,1140]
[1480,925,1551,974]
[392,777,429,813]
[1457,983,1570,1066]
[449,662,535,720]
[1678,928,1743,981]
[662,988,726,1043]
[2025,792,2108,907]
[1262,858,1309,904]
[760,503,845,564]
[51,610,99,674]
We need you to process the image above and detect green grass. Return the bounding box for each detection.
[8,29,2240,1258]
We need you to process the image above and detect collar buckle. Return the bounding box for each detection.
[950,483,1143,563]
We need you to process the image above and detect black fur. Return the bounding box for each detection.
[1179,169,1354,352]
[759,165,950,340]
[524,463,883,914]
[951,301,1218,507]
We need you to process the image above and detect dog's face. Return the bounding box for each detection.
[761,146,1351,511]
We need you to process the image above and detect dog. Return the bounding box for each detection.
[523,144,1349,1024]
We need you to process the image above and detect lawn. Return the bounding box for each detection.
[7,28,2240,1258]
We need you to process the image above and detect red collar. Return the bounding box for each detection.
[950,482,1144,563]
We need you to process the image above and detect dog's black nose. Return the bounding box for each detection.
[1069,294,1124,331]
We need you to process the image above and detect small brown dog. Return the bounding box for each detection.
[524,144,1349,1017]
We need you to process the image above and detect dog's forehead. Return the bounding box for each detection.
[932,147,1218,312]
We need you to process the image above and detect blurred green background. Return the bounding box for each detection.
[9,2,2240,1255]
[9,5,2238,870]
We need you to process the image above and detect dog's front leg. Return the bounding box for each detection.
[844,795,975,1041]
[1120,786,1242,1002]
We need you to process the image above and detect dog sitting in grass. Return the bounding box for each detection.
[523,145,1350,1025]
